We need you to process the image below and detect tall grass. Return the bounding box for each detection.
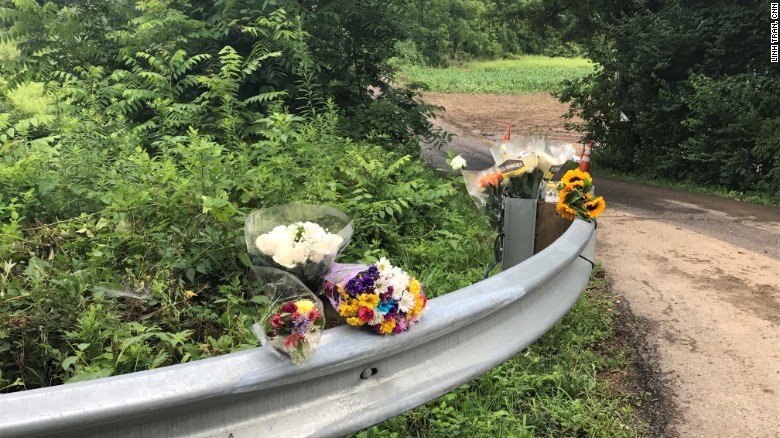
[399,56,594,94]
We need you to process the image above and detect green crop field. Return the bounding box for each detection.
[399,56,594,94]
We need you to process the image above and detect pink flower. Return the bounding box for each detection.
[270,314,285,328]
[358,307,374,323]
[281,301,297,314]
[284,333,304,349]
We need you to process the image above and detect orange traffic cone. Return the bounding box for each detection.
[503,122,511,141]
[579,141,592,173]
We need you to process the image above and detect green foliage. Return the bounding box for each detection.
[0,66,493,391]
[399,56,594,94]
[0,0,446,151]
[391,0,585,66]
[557,0,779,198]
[353,266,646,437]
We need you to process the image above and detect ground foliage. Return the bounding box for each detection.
[0,0,495,391]
[551,0,780,197]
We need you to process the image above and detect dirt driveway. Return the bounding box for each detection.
[422,92,780,437]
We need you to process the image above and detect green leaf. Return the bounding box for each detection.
[65,368,114,384]
[61,356,79,370]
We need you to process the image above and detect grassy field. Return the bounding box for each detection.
[399,56,594,94]
[354,265,647,437]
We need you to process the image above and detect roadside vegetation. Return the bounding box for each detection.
[399,56,594,94]
[3,0,772,436]
[0,0,494,392]
[356,265,647,437]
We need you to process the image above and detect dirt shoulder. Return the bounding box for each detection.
[598,208,780,437]
[422,92,780,437]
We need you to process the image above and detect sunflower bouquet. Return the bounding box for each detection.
[555,169,606,222]
[322,258,428,335]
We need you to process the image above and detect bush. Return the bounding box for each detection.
[0,70,493,392]
[558,0,779,197]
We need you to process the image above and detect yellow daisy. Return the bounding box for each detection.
[379,318,396,334]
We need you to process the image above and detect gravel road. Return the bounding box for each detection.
[422,92,780,437]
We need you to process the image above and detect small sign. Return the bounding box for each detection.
[497,159,529,178]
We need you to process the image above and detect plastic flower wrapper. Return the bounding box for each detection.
[322,258,428,335]
[244,204,354,291]
[462,167,505,229]
[252,267,325,365]
[555,169,606,222]
[490,134,582,199]
[536,141,578,179]
[487,133,540,198]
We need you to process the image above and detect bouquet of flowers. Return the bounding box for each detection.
[461,167,505,229]
[555,169,606,222]
[322,258,428,335]
[245,204,353,290]
[253,268,325,364]
[460,126,580,229]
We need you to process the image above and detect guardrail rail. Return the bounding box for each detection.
[0,219,596,438]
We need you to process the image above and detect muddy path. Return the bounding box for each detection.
[422,92,780,437]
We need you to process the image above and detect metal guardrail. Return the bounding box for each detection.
[0,219,596,438]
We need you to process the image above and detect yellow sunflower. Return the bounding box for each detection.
[561,169,591,190]
[556,201,577,220]
[558,185,573,203]
[584,196,606,219]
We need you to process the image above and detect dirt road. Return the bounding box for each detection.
[423,93,780,437]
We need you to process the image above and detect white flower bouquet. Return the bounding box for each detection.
[244,204,353,290]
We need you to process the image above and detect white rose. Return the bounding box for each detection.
[289,242,308,265]
[326,235,343,255]
[272,246,296,268]
[256,226,288,255]
[450,155,467,170]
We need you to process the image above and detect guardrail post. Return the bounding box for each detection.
[502,198,537,269]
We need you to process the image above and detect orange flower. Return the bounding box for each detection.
[478,172,504,188]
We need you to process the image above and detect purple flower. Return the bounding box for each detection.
[367,265,380,280]
[345,271,377,296]
[292,316,313,335]
[394,316,408,333]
